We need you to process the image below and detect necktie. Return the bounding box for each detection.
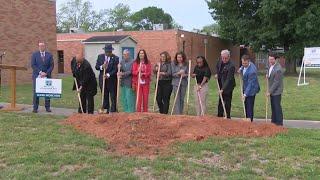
[104,57,109,70]
[41,52,45,62]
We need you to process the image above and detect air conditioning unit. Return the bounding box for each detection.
[69,27,84,34]
[153,24,164,31]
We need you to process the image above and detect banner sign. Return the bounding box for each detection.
[304,47,320,68]
[36,78,62,98]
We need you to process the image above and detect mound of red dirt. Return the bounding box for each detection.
[64,113,287,156]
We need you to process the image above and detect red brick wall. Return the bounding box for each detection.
[176,30,240,72]
[0,0,57,84]
[58,30,179,74]
[57,30,240,75]
[57,41,85,74]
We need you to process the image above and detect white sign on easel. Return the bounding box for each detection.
[297,47,320,86]
[36,78,62,98]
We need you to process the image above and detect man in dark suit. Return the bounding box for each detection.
[71,53,97,114]
[95,44,119,113]
[239,55,260,122]
[215,49,236,119]
[267,54,284,126]
[31,42,54,113]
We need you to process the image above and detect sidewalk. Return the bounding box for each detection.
[1,103,320,129]
[0,103,76,117]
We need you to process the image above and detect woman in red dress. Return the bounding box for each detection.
[132,49,152,112]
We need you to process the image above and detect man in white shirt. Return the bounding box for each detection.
[266,54,284,126]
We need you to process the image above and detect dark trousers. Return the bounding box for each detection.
[270,95,283,126]
[218,91,233,119]
[79,90,94,114]
[32,79,50,111]
[156,80,172,114]
[245,95,256,122]
[101,81,117,113]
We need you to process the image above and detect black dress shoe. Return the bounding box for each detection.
[46,109,52,113]
[32,110,38,113]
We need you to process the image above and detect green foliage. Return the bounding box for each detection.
[201,23,220,35]
[172,21,183,30]
[207,0,320,72]
[57,0,107,32]
[130,7,174,30]
[105,3,132,31]
[57,2,179,32]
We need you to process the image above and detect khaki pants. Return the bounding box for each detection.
[194,83,208,116]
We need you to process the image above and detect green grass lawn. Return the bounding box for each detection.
[0,112,319,179]
[0,69,319,120]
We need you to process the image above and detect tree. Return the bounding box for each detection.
[106,3,131,31]
[207,0,320,74]
[130,7,174,30]
[201,23,220,36]
[172,21,183,30]
[57,0,107,32]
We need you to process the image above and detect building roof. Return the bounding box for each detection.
[56,29,223,42]
[82,35,137,44]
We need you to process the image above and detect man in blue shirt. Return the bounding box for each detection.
[239,55,260,122]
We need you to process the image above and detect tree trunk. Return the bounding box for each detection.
[285,58,297,74]
[284,44,297,75]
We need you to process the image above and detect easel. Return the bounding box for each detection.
[297,57,309,86]
[0,64,27,111]
[297,47,320,86]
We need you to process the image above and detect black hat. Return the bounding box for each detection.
[103,43,114,51]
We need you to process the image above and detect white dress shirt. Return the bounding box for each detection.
[40,51,46,57]
[269,64,275,77]
[100,56,111,77]
[243,63,250,76]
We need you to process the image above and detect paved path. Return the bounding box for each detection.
[1,103,320,129]
[233,118,320,129]
[0,103,76,117]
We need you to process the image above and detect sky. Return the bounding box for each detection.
[56,0,214,31]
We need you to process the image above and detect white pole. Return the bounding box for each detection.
[297,57,304,86]
[303,59,306,84]
[153,62,161,112]
[186,60,192,114]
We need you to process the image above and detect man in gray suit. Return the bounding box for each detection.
[266,54,284,126]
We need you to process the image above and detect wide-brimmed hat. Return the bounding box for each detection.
[103,43,114,51]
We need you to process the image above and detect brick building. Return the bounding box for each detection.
[0,0,57,84]
[57,30,240,74]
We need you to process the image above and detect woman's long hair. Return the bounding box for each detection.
[160,51,171,63]
[135,49,149,64]
[174,51,187,65]
[196,56,209,68]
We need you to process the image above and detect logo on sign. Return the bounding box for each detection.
[45,80,52,86]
